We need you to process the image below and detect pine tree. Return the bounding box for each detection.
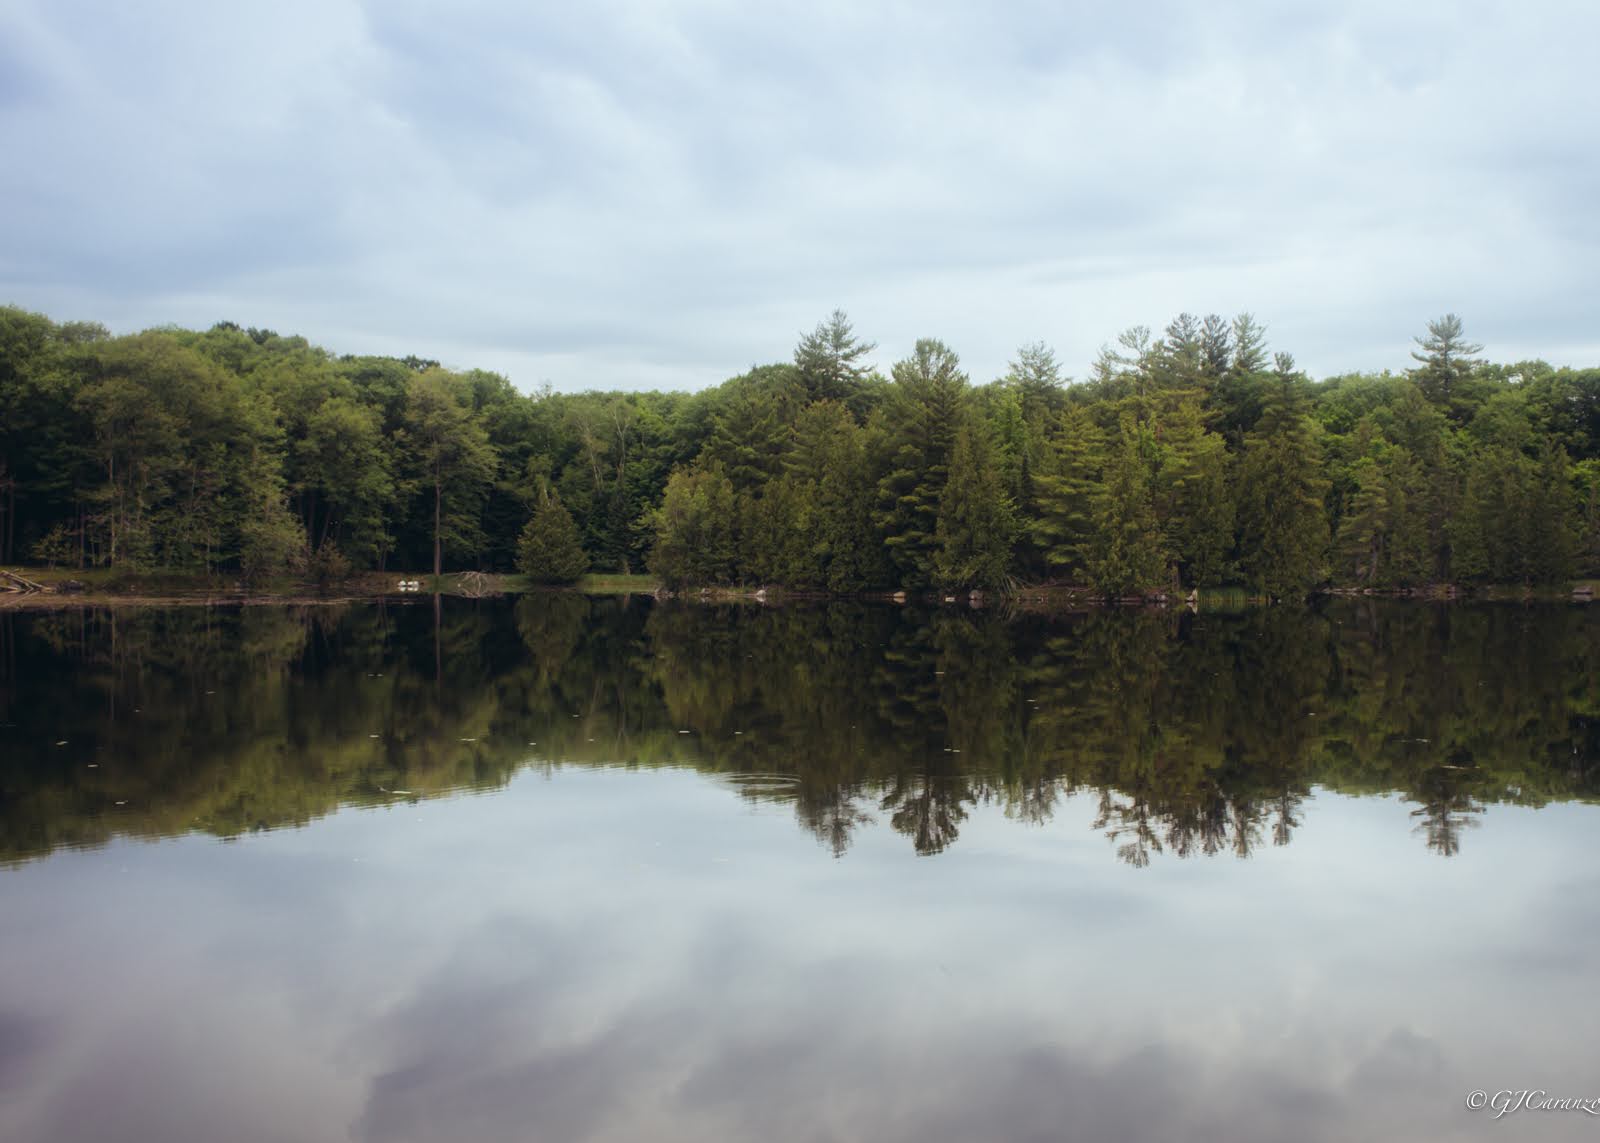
[1152,397,1233,586]
[1153,313,1205,390]
[647,463,738,587]
[1334,456,1390,585]
[1032,404,1106,582]
[1200,314,1232,382]
[875,339,969,588]
[701,367,802,493]
[786,402,886,591]
[1006,341,1066,419]
[1235,378,1330,596]
[1410,314,1483,412]
[1209,313,1270,441]
[794,309,876,405]
[1527,443,1577,584]
[1088,415,1168,597]
[934,423,1016,589]
[517,489,588,583]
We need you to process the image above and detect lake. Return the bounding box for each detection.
[1,596,1597,1142]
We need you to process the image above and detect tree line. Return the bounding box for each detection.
[3,305,1598,594]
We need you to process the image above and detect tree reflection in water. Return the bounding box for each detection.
[3,596,1597,865]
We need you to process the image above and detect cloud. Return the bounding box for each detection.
[2,0,1598,389]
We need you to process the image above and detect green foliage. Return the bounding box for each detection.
[1451,442,1577,584]
[1088,415,1168,597]
[794,309,875,406]
[1410,313,1484,416]
[401,369,499,576]
[875,339,970,588]
[2,304,1596,594]
[1334,454,1402,586]
[1032,405,1106,582]
[783,401,884,591]
[700,365,803,491]
[1235,379,1330,596]
[647,463,738,587]
[517,491,589,583]
[1151,396,1234,586]
[934,423,1016,589]
[30,523,78,569]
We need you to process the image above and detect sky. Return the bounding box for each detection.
[2,0,1598,392]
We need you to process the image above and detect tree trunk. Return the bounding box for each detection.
[433,477,443,578]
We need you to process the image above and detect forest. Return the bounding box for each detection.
[2,304,1597,595]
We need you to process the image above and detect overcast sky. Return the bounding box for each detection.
[3,1,1597,392]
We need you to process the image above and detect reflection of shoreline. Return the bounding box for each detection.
[2,597,1598,866]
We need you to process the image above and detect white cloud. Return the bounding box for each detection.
[2,0,1597,389]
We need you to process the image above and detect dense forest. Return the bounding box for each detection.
[2,304,1597,594]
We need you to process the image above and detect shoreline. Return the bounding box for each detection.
[3,567,1595,611]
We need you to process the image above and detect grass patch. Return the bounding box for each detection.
[577,573,660,594]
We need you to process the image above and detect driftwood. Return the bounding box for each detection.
[1,569,45,594]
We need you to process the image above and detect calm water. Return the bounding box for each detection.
[1,596,1597,1142]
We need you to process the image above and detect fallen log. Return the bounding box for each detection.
[1,569,45,593]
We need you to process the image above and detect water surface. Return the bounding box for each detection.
[1,597,1597,1141]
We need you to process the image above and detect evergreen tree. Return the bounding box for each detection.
[1208,313,1271,441]
[1410,313,1483,413]
[1450,446,1517,582]
[1200,314,1232,382]
[785,401,883,591]
[1527,443,1577,584]
[647,463,738,587]
[1230,313,1269,376]
[1088,414,1168,597]
[1329,438,1432,588]
[1235,378,1330,596]
[875,339,969,588]
[1152,397,1234,586]
[794,309,875,406]
[517,489,588,583]
[700,366,803,492]
[1032,404,1106,582]
[1574,458,1600,576]
[1153,313,1205,390]
[1006,341,1066,417]
[934,423,1016,589]
[1334,456,1390,585]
